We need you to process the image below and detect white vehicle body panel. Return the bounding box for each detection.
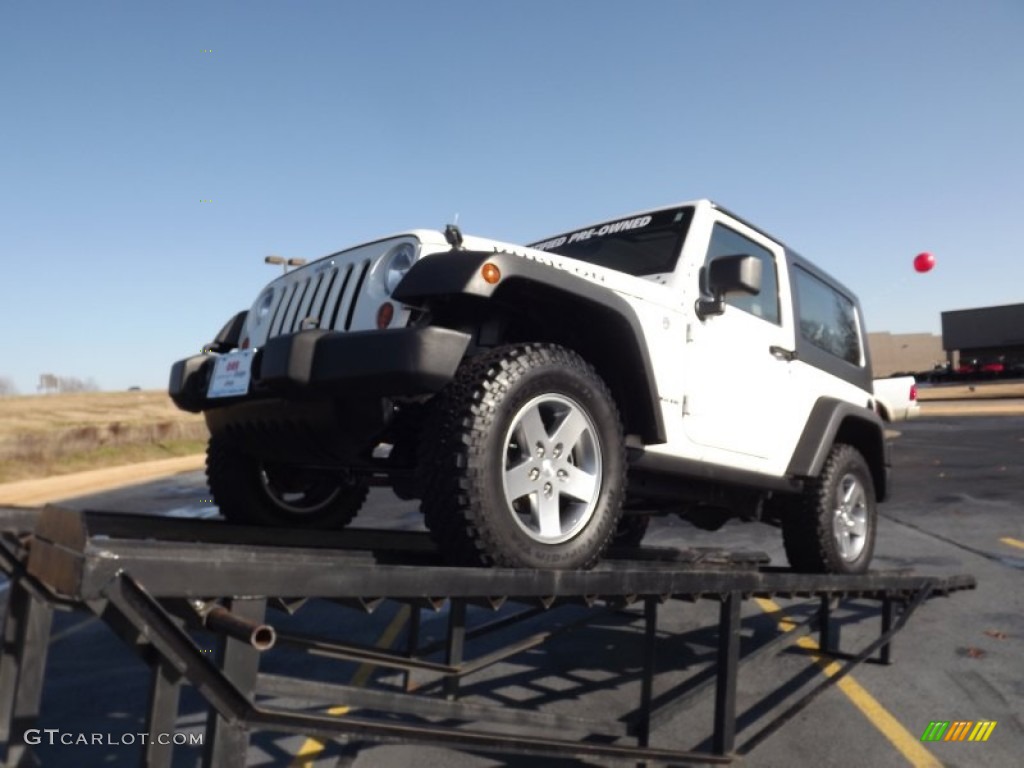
[873,376,920,421]
[231,197,876,484]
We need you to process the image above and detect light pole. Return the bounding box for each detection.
[264,255,308,274]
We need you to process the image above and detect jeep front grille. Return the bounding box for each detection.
[267,259,371,338]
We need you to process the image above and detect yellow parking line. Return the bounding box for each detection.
[754,598,941,768]
[289,605,411,767]
[1000,537,1024,550]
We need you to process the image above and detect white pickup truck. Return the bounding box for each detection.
[873,376,920,422]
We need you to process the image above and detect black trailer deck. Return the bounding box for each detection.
[0,505,976,767]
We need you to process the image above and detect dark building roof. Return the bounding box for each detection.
[941,303,1024,351]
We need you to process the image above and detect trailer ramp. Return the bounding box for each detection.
[0,505,976,766]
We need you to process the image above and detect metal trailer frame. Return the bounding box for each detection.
[0,505,975,767]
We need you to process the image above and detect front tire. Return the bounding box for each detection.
[206,436,367,529]
[782,443,877,573]
[421,344,626,569]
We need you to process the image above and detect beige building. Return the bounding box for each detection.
[868,332,945,377]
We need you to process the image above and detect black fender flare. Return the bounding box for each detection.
[393,250,666,444]
[786,397,890,501]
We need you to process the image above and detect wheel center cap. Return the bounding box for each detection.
[541,459,555,477]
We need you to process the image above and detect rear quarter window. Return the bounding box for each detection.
[793,267,862,365]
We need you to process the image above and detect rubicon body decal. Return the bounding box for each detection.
[518,250,607,283]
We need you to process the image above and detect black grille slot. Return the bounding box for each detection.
[304,271,328,328]
[290,275,320,332]
[344,260,371,331]
[269,282,296,337]
[280,278,307,335]
[327,264,355,331]
[286,277,311,333]
[316,267,340,329]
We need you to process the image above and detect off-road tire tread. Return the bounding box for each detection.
[782,443,875,573]
[420,343,625,568]
[613,515,651,548]
[206,435,366,529]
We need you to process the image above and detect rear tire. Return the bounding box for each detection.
[782,443,877,573]
[420,344,626,569]
[206,436,366,529]
[612,515,651,548]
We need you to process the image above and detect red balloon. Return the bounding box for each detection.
[913,252,935,273]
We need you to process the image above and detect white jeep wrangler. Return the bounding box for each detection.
[170,200,889,573]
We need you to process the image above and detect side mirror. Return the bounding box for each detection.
[205,310,248,353]
[695,254,762,319]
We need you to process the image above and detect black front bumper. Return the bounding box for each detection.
[169,325,472,414]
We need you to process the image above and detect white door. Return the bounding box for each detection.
[681,217,804,469]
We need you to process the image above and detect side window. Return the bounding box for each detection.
[793,267,862,365]
[705,223,780,324]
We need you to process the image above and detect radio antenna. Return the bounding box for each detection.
[444,212,464,249]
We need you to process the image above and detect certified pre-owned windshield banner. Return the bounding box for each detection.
[531,215,653,251]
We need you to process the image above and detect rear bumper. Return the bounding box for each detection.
[169,325,472,414]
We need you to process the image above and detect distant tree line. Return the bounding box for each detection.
[36,373,100,394]
[0,375,102,396]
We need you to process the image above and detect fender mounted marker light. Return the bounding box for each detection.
[481,263,501,285]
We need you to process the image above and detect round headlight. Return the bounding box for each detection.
[253,288,275,326]
[384,243,416,294]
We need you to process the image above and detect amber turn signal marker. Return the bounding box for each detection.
[481,263,501,284]
[376,302,395,329]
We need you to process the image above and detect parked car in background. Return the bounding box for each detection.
[873,376,920,422]
[979,361,1005,378]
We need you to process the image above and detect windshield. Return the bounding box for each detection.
[528,206,693,276]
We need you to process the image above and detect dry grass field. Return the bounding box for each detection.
[0,390,207,482]
[0,381,1020,487]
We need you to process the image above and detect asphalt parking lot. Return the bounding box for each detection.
[2,413,1022,767]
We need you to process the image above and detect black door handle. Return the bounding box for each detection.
[770,345,797,361]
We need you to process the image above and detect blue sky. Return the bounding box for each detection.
[2,1,1022,393]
